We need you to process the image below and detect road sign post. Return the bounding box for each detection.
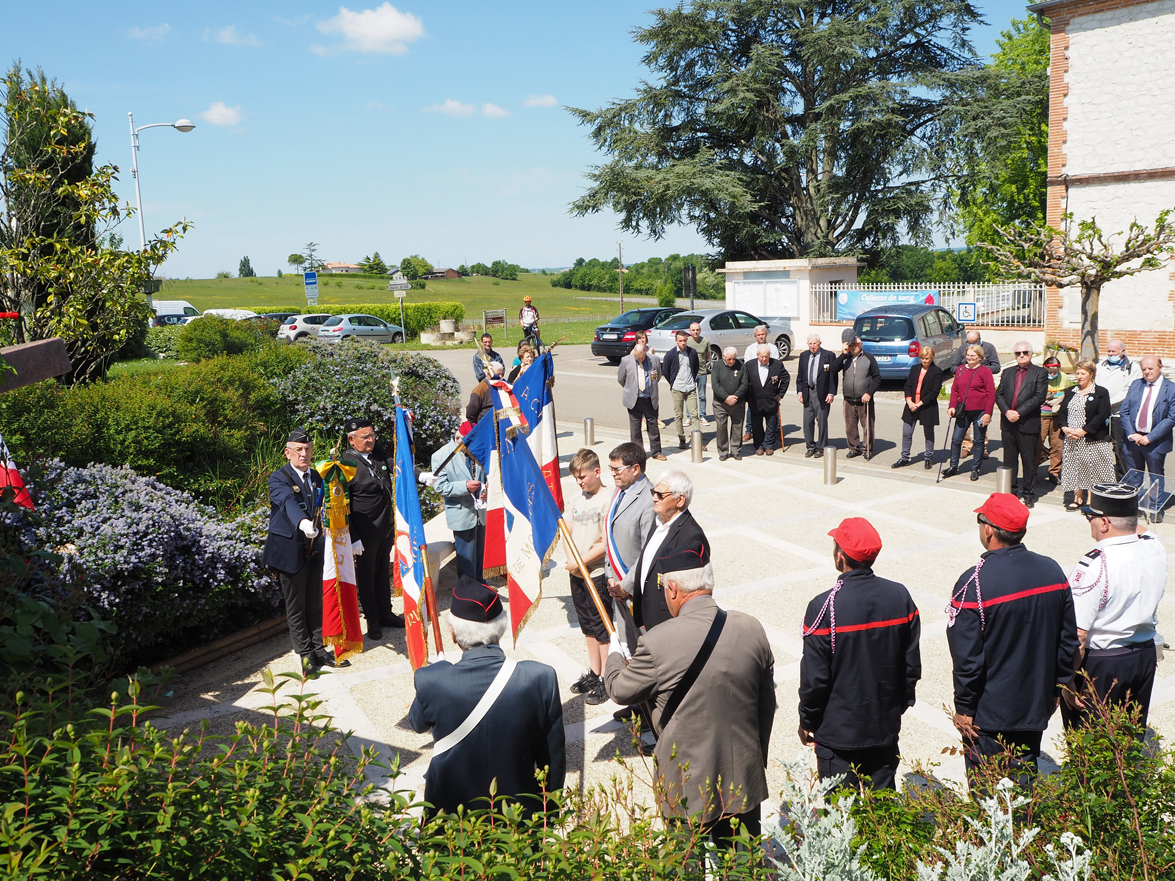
[304,271,318,299]
[388,278,412,334]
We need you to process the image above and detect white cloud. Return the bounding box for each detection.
[208,25,260,46]
[199,101,245,127]
[523,94,557,108]
[424,99,474,117]
[129,23,171,41]
[481,103,510,118]
[315,3,424,54]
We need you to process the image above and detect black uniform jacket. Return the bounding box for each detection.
[629,510,711,630]
[996,363,1050,434]
[346,445,394,543]
[798,569,921,750]
[796,348,839,406]
[901,362,945,427]
[946,544,1079,732]
[746,358,791,413]
[409,645,566,816]
[261,464,324,575]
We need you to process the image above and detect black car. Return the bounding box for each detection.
[591,307,684,363]
[260,312,299,323]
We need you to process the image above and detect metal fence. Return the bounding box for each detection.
[810,282,1045,328]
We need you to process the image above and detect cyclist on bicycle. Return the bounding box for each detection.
[519,295,542,350]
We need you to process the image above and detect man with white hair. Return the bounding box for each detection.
[742,325,780,442]
[609,469,709,631]
[604,541,775,847]
[746,344,790,455]
[410,576,565,816]
[1097,339,1143,477]
[796,333,838,458]
[466,359,505,425]
[711,345,749,460]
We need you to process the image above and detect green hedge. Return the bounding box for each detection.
[175,316,276,362]
[247,302,465,337]
[144,326,182,359]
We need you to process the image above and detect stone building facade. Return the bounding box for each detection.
[1030,0,1175,356]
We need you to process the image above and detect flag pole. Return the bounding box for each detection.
[557,518,615,637]
[419,543,445,655]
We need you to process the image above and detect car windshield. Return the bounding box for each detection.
[657,314,702,331]
[609,311,650,327]
[323,317,343,327]
[854,315,915,342]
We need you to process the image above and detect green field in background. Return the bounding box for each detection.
[158,272,632,322]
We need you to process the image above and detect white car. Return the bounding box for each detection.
[278,314,335,342]
[646,308,793,362]
[201,308,258,321]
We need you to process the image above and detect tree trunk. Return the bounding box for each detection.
[1080,280,1101,361]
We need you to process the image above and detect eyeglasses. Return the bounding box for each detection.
[609,464,634,475]
[976,514,990,527]
[1014,350,1031,356]
[1083,512,1104,522]
[651,489,676,500]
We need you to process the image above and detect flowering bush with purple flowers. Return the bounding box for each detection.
[275,339,461,464]
[24,461,280,668]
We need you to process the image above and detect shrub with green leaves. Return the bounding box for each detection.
[175,315,273,361]
[143,325,182,358]
[274,339,460,465]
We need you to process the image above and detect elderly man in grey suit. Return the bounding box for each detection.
[604,541,775,846]
[617,343,665,460]
[431,423,488,582]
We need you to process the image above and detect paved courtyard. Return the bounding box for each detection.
[154,417,1175,820]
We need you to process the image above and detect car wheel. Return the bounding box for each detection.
[392,332,404,343]
[295,332,309,340]
[709,344,722,363]
[775,334,792,360]
[341,335,352,340]
[605,355,621,365]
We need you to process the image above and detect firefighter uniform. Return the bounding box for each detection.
[946,494,1079,782]
[799,518,921,790]
[1062,483,1167,729]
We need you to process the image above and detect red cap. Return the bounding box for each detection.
[974,493,1029,532]
[458,421,473,438]
[828,517,883,563]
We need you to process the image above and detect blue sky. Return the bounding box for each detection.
[4,0,1032,277]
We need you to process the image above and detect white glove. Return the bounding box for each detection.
[608,631,631,661]
[298,519,318,539]
[352,540,365,557]
[418,471,437,488]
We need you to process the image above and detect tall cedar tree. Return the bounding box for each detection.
[570,0,982,261]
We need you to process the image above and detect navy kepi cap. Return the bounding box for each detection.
[450,575,504,622]
[657,540,710,573]
[1082,483,1139,518]
[345,418,373,433]
[287,426,311,444]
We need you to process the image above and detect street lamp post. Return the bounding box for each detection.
[127,112,195,252]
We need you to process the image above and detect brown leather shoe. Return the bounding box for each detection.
[765,448,774,456]
[651,453,667,461]
[742,432,753,442]
[755,448,765,456]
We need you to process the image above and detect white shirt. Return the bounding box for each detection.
[631,511,683,592]
[1069,531,1167,650]
[1133,375,1165,433]
[745,342,779,362]
[757,361,770,386]
[1097,357,1142,410]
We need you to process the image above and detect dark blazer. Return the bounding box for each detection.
[261,463,324,575]
[623,509,711,630]
[347,445,394,543]
[661,345,700,387]
[1055,385,1112,442]
[746,358,791,413]
[901,362,945,427]
[1120,376,1175,455]
[409,645,565,816]
[796,348,839,406]
[996,363,1050,434]
[710,358,749,403]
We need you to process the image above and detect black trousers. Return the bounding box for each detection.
[815,742,900,791]
[353,527,393,628]
[1002,428,1041,500]
[750,403,779,450]
[1061,642,1158,730]
[803,398,830,451]
[627,397,662,455]
[1110,413,1127,478]
[279,552,325,660]
[963,729,1042,788]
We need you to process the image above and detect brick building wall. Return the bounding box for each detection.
[1035,0,1175,358]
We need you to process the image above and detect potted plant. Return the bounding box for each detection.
[1044,340,1079,372]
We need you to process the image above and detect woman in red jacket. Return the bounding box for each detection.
[943,345,996,481]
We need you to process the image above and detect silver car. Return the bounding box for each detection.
[316,313,405,344]
[278,313,334,342]
[646,308,794,362]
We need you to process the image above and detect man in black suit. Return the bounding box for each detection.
[796,333,838,458]
[609,469,710,631]
[344,418,405,639]
[746,344,791,455]
[262,427,340,672]
[409,576,565,816]
[995,343,1049,508]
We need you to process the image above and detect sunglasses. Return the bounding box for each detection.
[651,489,675,500]
[1014,350,1031,356]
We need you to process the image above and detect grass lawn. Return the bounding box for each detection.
[107,357,184,378]
[159,273,627,323]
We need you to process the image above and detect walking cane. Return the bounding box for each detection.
[936,412,955,484]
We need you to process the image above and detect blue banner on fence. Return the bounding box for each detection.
[835,289,938,321]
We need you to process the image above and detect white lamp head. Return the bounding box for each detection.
[173,119,196,133]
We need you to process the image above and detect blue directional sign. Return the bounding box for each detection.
[303,271,318,298]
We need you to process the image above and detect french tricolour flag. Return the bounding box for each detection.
[511,351,563,511]
[463,410,506,576]
[392,403,430,670]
